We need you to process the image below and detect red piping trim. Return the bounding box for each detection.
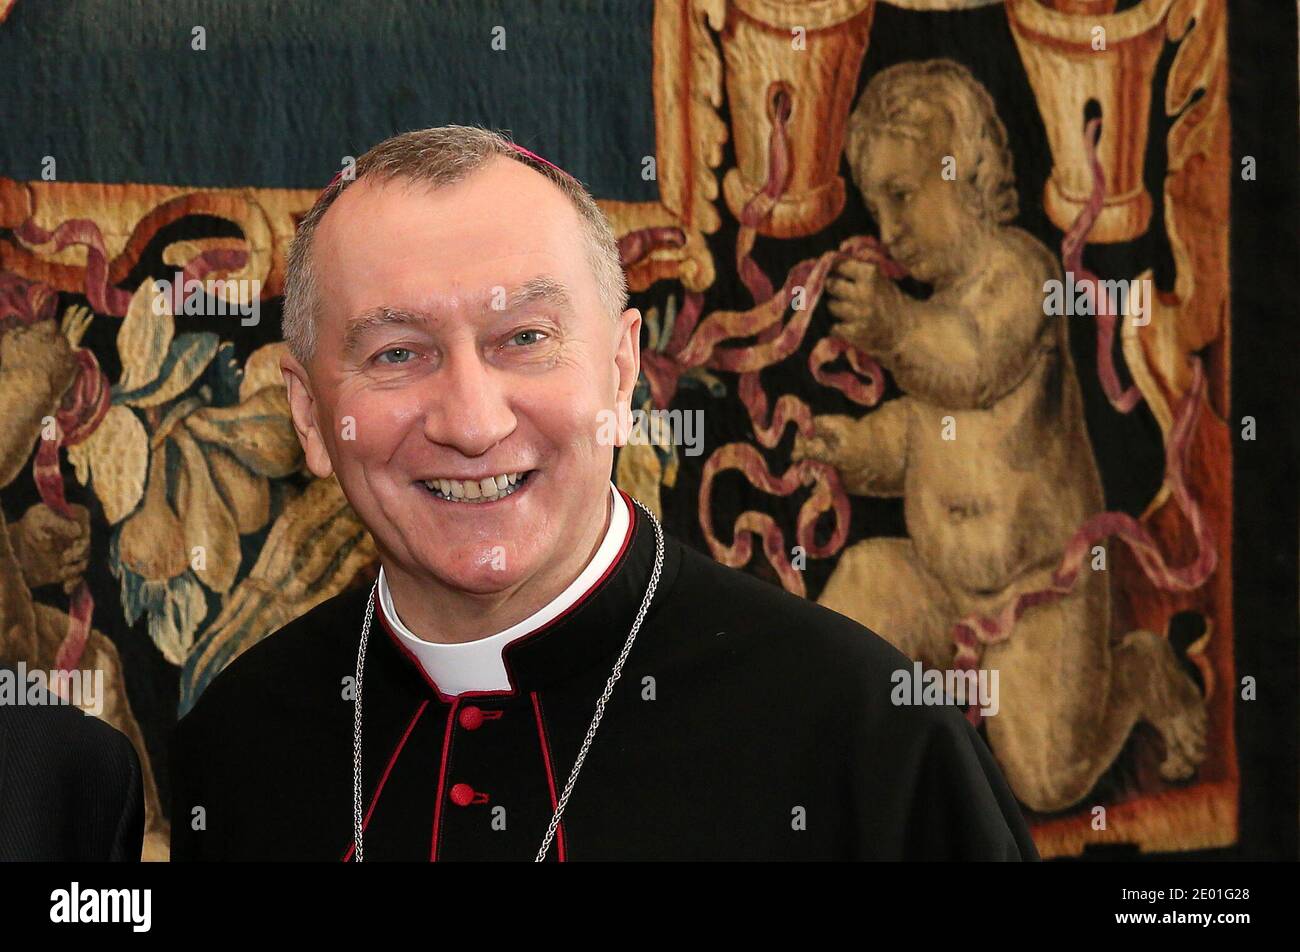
[430,697,461,861]
[340,700,429,862]
[530,691,567,862]
[375,489,639,698]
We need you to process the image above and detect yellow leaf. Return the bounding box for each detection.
[183,386,302,478]
[118,280,174,393]
[118,455,189,582]
[204,441,271,535]
[239,341,289,402]
[172,428,241,595]
[66,405,148,525]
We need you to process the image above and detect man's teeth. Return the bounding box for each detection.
[422,472,527,503]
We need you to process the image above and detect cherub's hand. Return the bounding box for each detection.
[12,502,91,592]
[826,258,880,316]
[792,414,858,469]
[61,304,94,348]
[825,258,899,353]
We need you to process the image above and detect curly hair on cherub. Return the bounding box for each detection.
[844,58,1019,225]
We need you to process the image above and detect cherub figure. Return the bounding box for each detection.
[793,60,1206,812]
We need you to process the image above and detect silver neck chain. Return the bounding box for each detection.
[352,497,665,862]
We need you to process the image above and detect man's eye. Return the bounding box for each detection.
[376,347,414,364]
[507,329,548,347]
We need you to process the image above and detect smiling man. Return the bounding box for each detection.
[168,125,1039,862]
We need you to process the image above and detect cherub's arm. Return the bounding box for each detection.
[792,396,912,497]
[831,257,1052,410]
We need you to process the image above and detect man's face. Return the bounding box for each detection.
[860,128,977,285]
[282,157,640,597]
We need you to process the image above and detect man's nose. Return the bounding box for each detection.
[422,352,516,458]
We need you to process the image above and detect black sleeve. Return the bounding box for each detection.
[105,727,145,862]
[0,699,145,861]
[70,708,145,862]
[838,627,1040,861]
[900,707,1040,861]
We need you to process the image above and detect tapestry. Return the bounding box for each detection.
[0,0,1294,861]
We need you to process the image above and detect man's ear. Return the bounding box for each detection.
[280,352,335,479]
[612,306,642,447]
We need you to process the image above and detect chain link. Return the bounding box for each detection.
[352,578,376,862]
[351,498,664,863]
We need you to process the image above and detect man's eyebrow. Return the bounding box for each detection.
[341,307,429,356]
[340,278,573,355]
[493,275,574,314]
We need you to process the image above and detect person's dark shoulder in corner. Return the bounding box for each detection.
[670,542,1041,861]
[0,673,144,861]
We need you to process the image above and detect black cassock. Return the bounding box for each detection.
[170,496,1039,861]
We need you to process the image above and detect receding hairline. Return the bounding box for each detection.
[306,161,609,347]
[282,126,628,365]
[312,153,597,262]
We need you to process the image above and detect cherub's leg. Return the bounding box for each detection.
[1112,620,1208,784]
[817,537,958,670]
[31,603,170,859]
[978,568,1206,813]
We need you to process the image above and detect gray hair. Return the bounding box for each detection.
[283,125,628,364]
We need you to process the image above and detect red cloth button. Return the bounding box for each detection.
[459,706,484,730]
[450,783,476,807]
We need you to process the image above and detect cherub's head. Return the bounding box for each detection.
[845,59,1018,284]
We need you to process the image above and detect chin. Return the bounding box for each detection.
[418,544,541,595]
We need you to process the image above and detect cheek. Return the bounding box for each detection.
[911,194,953,238]
[329,387,424,462]
[517,366,612,460]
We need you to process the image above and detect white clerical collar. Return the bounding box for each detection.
[377,481,630,695]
